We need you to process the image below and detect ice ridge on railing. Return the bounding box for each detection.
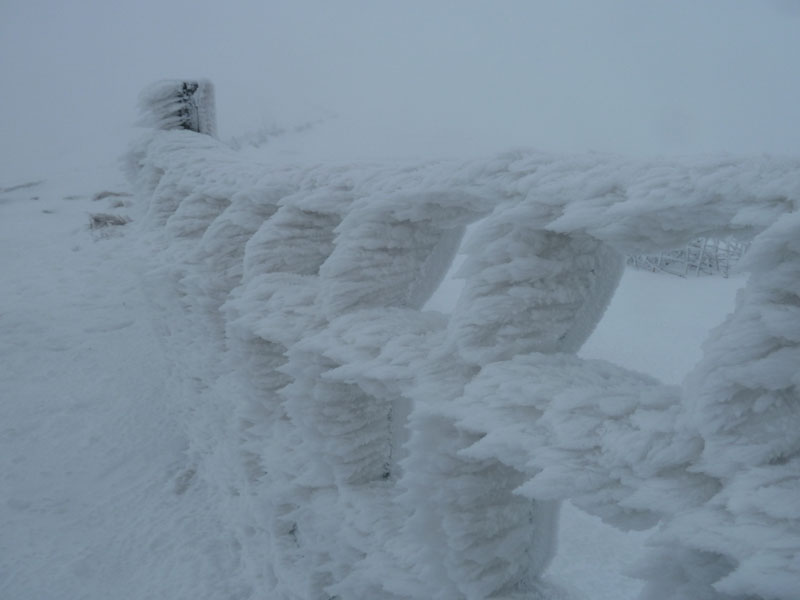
[125,81,800,600]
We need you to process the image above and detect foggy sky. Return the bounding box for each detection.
[2,0,799,181]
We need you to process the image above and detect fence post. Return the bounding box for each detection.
[137,79,217,137]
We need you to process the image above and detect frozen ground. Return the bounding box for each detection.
[0,164,742,599]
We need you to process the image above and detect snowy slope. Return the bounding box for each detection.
[0,171,249,599]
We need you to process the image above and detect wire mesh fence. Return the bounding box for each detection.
[627,237,750,277]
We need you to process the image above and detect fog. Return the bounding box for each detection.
[2,0,799,181]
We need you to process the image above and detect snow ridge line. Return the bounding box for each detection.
[126,86,799,600]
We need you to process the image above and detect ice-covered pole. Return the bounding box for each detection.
[137,79,217,137]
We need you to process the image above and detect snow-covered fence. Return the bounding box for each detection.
[137,79,217,137]
[126,80,800,600]
[628,237,750,277]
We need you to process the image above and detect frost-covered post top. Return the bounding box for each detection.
[137,79,217,137]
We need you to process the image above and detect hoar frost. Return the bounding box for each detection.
[124,80,800,600]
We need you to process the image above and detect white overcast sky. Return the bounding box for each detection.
[2,0,799,181]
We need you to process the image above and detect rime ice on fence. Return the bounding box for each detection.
[126,80,800,600]
[650,212,800,600]
[137,79,217,137]
[628,237,750,277]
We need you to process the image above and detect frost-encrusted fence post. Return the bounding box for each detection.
[127,81,800,600]
[138,79,217,137]
[643,212,800,600]
[401,221,626,599]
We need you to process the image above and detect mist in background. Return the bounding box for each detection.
[2,0,799,181]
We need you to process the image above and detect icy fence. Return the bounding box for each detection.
[126,81,800,600]
[628,237,750,277]
[137,79,217,137]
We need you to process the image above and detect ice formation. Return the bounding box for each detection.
[125,81,800,599]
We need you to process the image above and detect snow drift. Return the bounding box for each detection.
[125,80,800,600]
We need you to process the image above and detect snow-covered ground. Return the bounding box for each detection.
[1,168,244,599]
[0,161,744,599]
